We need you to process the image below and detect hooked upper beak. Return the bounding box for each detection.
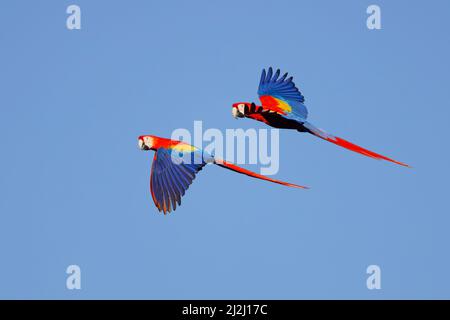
[232,107,244,119]
[138,138,149,150]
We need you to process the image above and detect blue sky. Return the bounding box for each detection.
[0,0,449,299]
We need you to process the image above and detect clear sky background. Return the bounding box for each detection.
[1,0,449,299]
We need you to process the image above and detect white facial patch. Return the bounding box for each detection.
[238,103,245,114]
[143,136,154,149]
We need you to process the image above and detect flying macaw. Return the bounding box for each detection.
[232,67,409,167]
[138,135,307,214]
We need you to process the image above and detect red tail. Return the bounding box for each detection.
[303,122,410,167]
[215,159,308,189]
[325,136,410,167]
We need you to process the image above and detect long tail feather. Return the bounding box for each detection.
[214,159,308,189]
[303,122,410,167]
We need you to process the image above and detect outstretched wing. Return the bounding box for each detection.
[150,148,206,214]
[257,67,308,120]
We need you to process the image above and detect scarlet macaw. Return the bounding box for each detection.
[232,67,409,167]
[138,135,307,214]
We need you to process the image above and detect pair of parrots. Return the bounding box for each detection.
[139,68,409,214]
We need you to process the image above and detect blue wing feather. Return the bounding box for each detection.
[257,67,308,120]
[150,148,206,214]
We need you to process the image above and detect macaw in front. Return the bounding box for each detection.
[138,135,307,214]
[232,67,409,167]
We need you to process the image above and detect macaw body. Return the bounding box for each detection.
[138,135,307,214]
[232,67,409,167]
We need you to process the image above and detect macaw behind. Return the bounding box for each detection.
[232,67,410,167]
[138,135,307,214]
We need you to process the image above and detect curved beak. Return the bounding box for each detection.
[232,107,238,119]
[138,138,145,150]
[232,107,244,119]
[138,138,150,150]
